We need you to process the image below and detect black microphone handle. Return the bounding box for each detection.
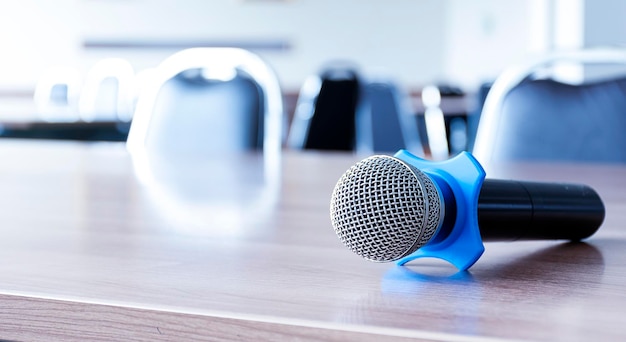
[476,179,605,242]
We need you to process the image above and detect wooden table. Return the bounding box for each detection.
[0,140,625,341]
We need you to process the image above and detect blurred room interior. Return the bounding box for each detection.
[0,0,624,154]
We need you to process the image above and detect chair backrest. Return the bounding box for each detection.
[355,79,424,156]
[287,66,360,151]
[33,66,82,122]
[472,48,626,164]
[127,47,284,159]
[78,58,136,122]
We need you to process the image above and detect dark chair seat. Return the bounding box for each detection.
[146,70,263,156]
[355,80,423,155]
[473,48,626,164]
[488,78,626,163]
[288,66,360,151]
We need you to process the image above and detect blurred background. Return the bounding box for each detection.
[0,0,624,155]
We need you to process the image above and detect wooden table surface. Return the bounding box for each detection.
[0,140,625,342]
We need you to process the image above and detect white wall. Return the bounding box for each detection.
[5,0,621,96]
[0,0,452,92]
[441,0,543,89]
[583,0,626,79]
[584,0,626,47]
[0,0,81,90]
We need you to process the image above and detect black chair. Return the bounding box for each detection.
[473,48,626,164]
[288,65,360,151]
[288,65,425,156]
[355,79,424,155]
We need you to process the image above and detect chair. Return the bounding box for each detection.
[126,47,284,160]
[472,48,626,164]
[78,58,137,122]
[288,65,424,156]
[355,78,424,156]
[287,64,361,151]
[126,48,283,232]
[33,66,82,122]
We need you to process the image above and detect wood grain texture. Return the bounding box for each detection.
[0,140,625,341]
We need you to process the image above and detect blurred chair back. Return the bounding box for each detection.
[287,65,360,151]
[127,47,284,160]
[33,66,82,122]
[355,78,424,156]
[473,48,626,164]
[465,81,492,152]
[78,58,136,122]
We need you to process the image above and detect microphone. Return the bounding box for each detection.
[329,150,605,270]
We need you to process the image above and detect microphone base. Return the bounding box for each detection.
[394,150,486,271]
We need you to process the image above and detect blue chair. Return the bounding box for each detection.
[78,58,136,122]
[127,47,284,160]
[473,48,626,164]
[33,66,82,122]
[126,48,283,233]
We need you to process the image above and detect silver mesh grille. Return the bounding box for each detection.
[329,155,442,262]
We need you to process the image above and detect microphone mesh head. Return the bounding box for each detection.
[330,155,442,262]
